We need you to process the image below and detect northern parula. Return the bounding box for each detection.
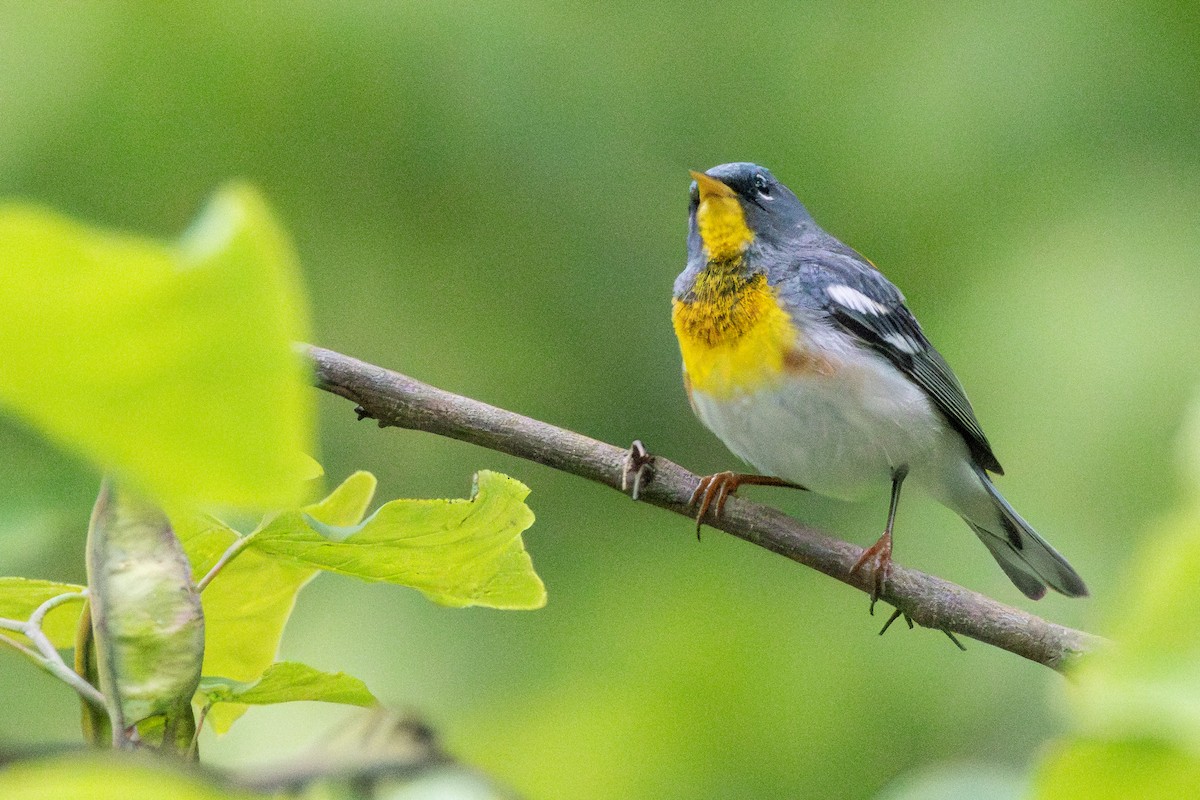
[672,162,1087,601]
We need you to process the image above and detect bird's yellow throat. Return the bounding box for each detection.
[672,269,800,399]
[692,174,755,261]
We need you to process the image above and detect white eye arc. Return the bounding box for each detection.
[753,173,771,197]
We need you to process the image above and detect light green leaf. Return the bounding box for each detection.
[199,661,376,708]
[1034,739,1200,800]
[181,514,314,735]
[305,470,378,528]
[0,752,262,800]
[196,549,315,736]
[0,185,314,512]
[0,577,85,648]
[1066,511,1200,750]
[178,472,377,734]
[1039,415,1200,796]
[172,512,246,582]
[250,470,545,609]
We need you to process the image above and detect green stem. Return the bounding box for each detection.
[0,613,107,711]
[195,534,255,593]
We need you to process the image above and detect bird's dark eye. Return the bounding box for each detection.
[753,173,770,195]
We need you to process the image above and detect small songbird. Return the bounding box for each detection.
[671,162,1087,601]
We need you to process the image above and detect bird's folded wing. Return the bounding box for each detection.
[795,253,1004,475]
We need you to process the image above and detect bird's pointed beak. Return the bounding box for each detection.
[689,170,736,203]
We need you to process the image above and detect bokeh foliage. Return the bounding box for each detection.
[1,2,1198,798]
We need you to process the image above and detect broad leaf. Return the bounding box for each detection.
[0,753,261,800]
[251,470,544,609]
[1066,512,1200,750]
[0,186,314,512]
[303,470,378,528]
[0,577,85,648]
[178,472,377,733]
[1035,413,1200,795]
[1035,739,1200,800]
[199,661,375,708]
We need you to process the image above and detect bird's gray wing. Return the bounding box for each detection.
[791,251,1003,474]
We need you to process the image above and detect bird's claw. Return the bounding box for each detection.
[621,440,654,501]
[688,472,741,540]
[941,629,967,651]
[688,472,806,540]
[876,606,966,652]
[878,607,913,636]
[849,530,894,614]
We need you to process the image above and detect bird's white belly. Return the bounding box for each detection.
[690,350,945,500]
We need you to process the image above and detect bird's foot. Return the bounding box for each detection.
[941,629,967,651]
[688,472,805,540]
[850,530,893,614]
[876,606,967,651]
[878,607,913,636]
[689,472,740,539]
[621,440,654,501]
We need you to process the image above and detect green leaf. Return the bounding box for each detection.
[0,577,85,648]
[177,472,377,734]
[1034,739,1200,800]
[251,470,545,609]
[0,752,262,800]
[87,482,204,730]
[1036,421,1200,796]
[181,514,314,735]
[0,186,314,512]
[199,661,376,708]
[305,470,378,527]
[1066,512,1200,750]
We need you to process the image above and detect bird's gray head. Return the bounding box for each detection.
[687,162,814,262]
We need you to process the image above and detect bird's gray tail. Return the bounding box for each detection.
[965,466,1088,600]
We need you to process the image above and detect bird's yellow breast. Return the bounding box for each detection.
[672,271,809,399]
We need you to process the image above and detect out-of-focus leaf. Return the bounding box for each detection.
[1066,512,1200,750]
[250,470,544,609]
[1036,413,1200,795]
[180,472,377,734]
[199,661,375,708]
[1034,739,1200,800]
[0,752,262,800]
[0,577,84,648]
[0,186,314,512]
[87,482,203,730]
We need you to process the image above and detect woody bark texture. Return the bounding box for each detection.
[308,345,1102,673]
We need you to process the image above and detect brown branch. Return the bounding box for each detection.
[308,345,1103,673]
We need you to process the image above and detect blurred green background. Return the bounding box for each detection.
[2,2,1198,797]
